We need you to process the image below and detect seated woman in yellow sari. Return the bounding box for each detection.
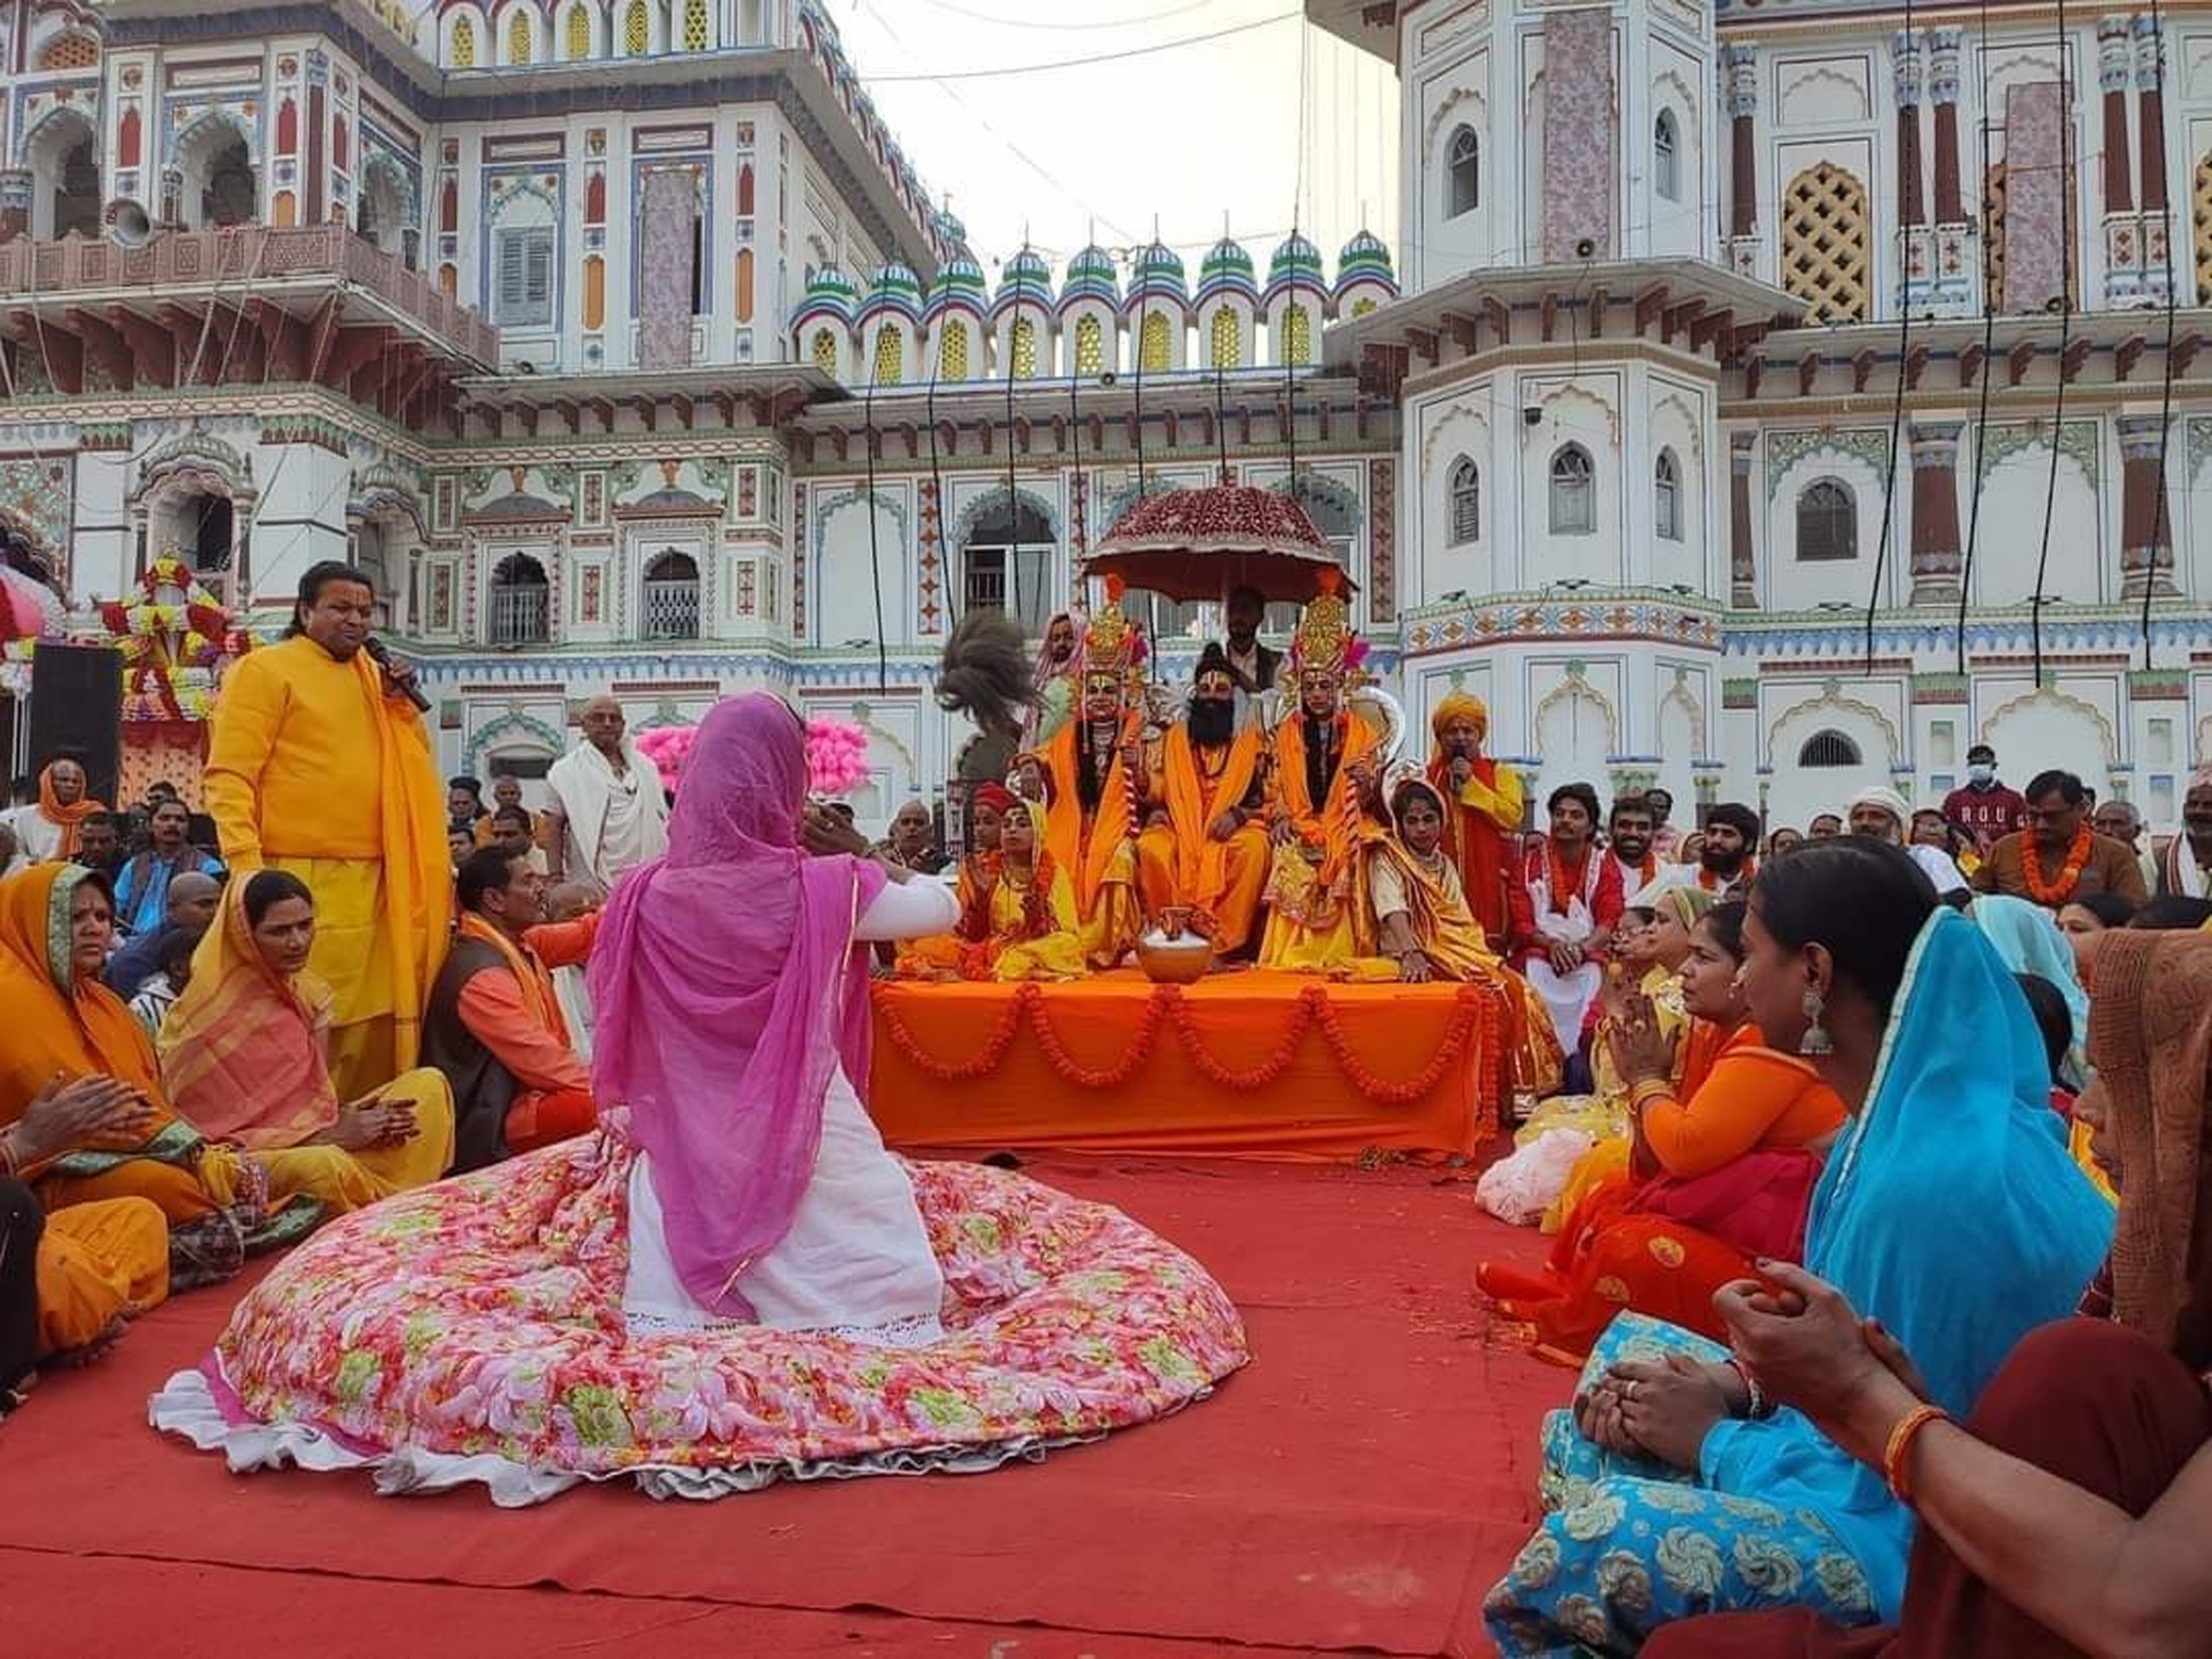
[0,863,315,1296]
[160,872,454,1214]
[895,784,1010,978]
[1369,779,1562,1095]
[1478,900,1846,1360]
[947,799,1087,982]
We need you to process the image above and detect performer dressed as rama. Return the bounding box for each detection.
[1034,579,1147,969]
[1258,570,1387,972]
[1135,644,1271,957]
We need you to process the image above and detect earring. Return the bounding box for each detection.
[1799,988,1834,1057]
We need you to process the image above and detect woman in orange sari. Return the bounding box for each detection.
[1478,900,1846,1360]
[160,872,454,1214]
[0,864,316,1305]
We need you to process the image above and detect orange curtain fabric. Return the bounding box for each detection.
[869,969,1510,1161]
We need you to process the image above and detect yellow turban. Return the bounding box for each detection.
[1431,692,1490,746]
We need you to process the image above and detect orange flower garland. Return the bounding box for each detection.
[2022,823,2094,907]
[875,980,1502,1110]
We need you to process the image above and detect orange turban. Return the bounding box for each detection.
[1430,692,1490,746]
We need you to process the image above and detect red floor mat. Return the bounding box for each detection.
[0,1155,1570,1656]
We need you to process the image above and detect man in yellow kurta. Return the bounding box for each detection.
[1135,645,1270,957]
[1427,691,1528,955]
[1259,571,1387,971]
[1036,580,1146,969]
[204,561,450,1100]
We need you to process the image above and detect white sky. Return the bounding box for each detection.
[827,0,1402,281]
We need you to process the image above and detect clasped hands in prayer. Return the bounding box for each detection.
[10,1073,157,1165]
[1576,1260,1932,1473]
[1604,990,1675,1090]
[319,1090,420,1152]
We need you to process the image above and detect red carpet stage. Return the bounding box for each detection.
[0,1155,1571,1657]
[870,971,1516,1161]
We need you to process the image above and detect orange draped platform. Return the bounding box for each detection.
[869,969,1510,1160]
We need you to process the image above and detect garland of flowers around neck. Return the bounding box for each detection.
[874,981,1497,1109]
[2023,823,2094,906]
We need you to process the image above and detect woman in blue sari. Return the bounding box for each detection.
[1484,839,2113,1656]
[1969,893,2088,1085]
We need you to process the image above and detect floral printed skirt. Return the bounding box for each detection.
[1484,1313,1881,1657]
[151,1134,1249,1505]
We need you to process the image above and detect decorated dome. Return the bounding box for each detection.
[1124,239,1189,309]
[1059,243,1122,311]
[857,261,925,324]
[993,245,1055,318]
[1263,231,1328,305]
[1335,229,1398,302]
[1195,237,1257,306]
[926,251,988,320]
[791,263,858,330]
[932,206,969,250]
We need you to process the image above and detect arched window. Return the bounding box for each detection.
[871,323,904,385]
[1280,302,1312,365]
[682,0,709,49]
[1073,314,1104,376]
[487,554,550,645]
[1797,729,1862,768]
[37,30,99,71]
[937,319,969,380]
[564,3,591,59]
[451,12,477,66]
[643,550,700,639]
[1139,310,1172,372]
[1782,162,1871,323]
[1009,315,1039,378]
[810,327,839,375]
[1448,456,1480,544]
[1549,444,1595,535]
[623,0,649,54]
[505,8,533,64]
[1796,477,1857,561]
[1446,124,1479,219]
[962,493,1056,638]
[1655,110,1680,202]
[1210,307,1241,369]
[1655,447,1682,541]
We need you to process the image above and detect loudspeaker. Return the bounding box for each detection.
[28,643,124,808]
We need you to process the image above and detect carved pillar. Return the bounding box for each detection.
[1723,45,1760,277]
[1926,30,1974,316]
[1730,430,1758,609]
[1907,421,1964,605]
[2117,415,2179,600]
[0,170,31,244]
[1896,34,1927,227]
[2136,17,2173,302]
[2101,17,2141,304]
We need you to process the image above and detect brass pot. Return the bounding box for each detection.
[1135,928,1214,984]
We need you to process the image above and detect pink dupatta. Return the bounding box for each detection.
[588,695,887,1318]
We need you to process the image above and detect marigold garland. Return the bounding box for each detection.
[874,979,1502,1109]
[2022,823,2094,907]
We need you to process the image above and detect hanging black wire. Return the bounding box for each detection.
[1068,356,1088,564]
[1215,353,1231,480]
[1133,288,1152,502]
[1955,0,2001,672]
[2027,0,2073,690]
[861,375,889,695]
[1006,284,1024,630]
[1863,0,1917,673]
[925,367,955,631]
[1282,226,1301,504]
[2140,0,2180,668]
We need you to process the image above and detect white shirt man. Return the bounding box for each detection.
[543,696,671,896]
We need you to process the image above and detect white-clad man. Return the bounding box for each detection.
[1847,785,1969,896]
[543,695,671,897]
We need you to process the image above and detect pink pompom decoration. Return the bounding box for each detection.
[807,716,872,795]
[632,723,698,793]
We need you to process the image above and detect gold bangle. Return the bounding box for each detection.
[1882,1403,1950,1503]
[1629,1078,1674,1109]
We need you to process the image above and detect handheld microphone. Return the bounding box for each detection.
[361,635,432,712]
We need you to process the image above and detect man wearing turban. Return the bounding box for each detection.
[1426,692,1529,953]
[1848,784,1970,896]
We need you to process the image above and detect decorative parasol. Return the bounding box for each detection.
[1084,480,1354,604]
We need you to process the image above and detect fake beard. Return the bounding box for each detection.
[1187,697,1236,747]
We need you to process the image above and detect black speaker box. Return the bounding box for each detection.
[28,642,124,807]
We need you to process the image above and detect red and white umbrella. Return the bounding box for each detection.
[1084,481,1352,604]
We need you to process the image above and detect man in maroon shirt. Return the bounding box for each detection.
[1942,743,2028,852]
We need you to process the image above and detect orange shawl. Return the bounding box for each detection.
[31,763,107,859]
[1161,724,1262,912]
[1041,719,1137,913]
[158,880,341,1151]
[1272,712,1379,888]
[456,912,569,1047]
[0,864,177,1170]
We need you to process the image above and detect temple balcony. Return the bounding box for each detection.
[0,224,497,426]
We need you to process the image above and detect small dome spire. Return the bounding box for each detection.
[1060,243,1122,309]
[1126,238,1189,308]
[1196,236,1258,306]
[1334,228,1397,300]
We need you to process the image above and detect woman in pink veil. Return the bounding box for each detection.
[596,693,959,1339]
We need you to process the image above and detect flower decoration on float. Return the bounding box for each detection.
[806,716,872,796]
[93,548,248,724]
[632,723,699,795]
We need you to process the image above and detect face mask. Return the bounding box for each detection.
[1967,764,1994,786]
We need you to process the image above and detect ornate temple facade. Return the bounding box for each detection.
[1,0,2209,830]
